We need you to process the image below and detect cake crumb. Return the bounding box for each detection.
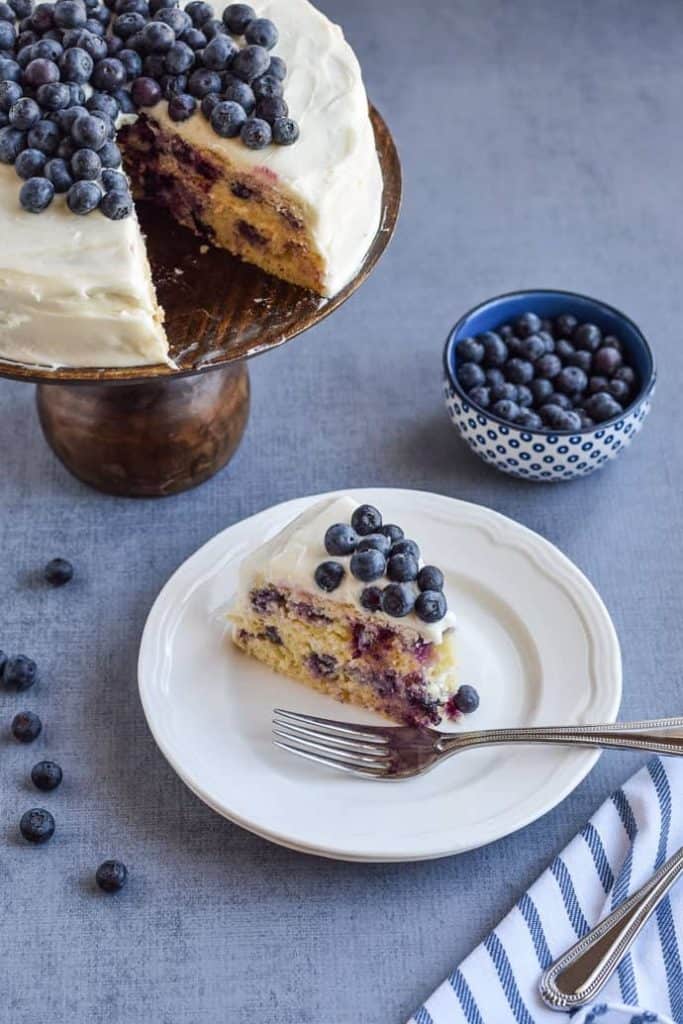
[199,245,209,255]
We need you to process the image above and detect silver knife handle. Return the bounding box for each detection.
[539,845,683,1010]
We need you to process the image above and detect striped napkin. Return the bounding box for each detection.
[408,757,683,1024]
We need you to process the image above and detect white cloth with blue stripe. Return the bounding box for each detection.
[408,758,683,1024]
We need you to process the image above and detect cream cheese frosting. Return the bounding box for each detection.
[0,0,382,369]
[234,495,458,644]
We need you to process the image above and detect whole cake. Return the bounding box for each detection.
[229,495,474,728]
[0,0,383,368]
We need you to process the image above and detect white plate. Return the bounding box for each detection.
[138,489,622,862]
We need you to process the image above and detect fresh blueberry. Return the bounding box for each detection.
[186,0,213,26]
[0,20,16,50]
[588,375,609,395]
[256,95,287,123]
[100,187,132,219]
[529,377,554,405]
[593,346,623,375]
[271,117,298,145]
[0,81,22,113]
[554,313,578,338]
[535,353,562,380]
[168,93,196,120]
[414,589,447,624]
[268,54,286,80]
[457,336,484,363]
[390,538,420,560]
[585,392,623,422]
[91,56,126,90]
[113,87,136,114]
[453,684,480,714]
[202,17,229,40]
[539,404,581,431]
[555,339,575,361]
[567,349,592,373]
[11,710,42,743]
[457,360,485,390]
[9,97,40,131]
[491,399,521,422]
[222,2,254,34]
[66,178,101,214]
[117,47,143,78]
[314,561,344,592]
[504,357,534,385]
[56,137,76,160]
[479,331,508,367]
[101,167,128,191]
[160,73,188,99]
[161,41,193,76]
[350,548,386,582]
[99,140,121,168]
[201,33,237,70]
[71,112,107,149]
[131,75,162,106]
[143,52,166,78]
[513,312,542,338]
[497,323,514,340]
[381,583,414,618]
[19,174,54,211]
[36,82,71,111]
[71,147,101,180]
[0,57,21,82]
[515,408,543,429]
[485,367,505,388]
[324,523,357,556]
[351,504,382,536]
[614,365,637,388]
[417,565,444,591]
[555,365,588,395]
[20,808,55,844]
[96,860,128,892]
[516,384,533,408]
[231,43,269,82]
[357,533,391,557]
[244,16,277,48]
[15,147,46,179]
[222,78,255,114]
[10,0,32,14]
[378,524,403,543]
[490,381,517,403]
[155,7,192,35]
[359,586,382,613]
[240,115,270,148]
[141,18,175,53]
[547,392,573,410]
[537,330,555,353]
[182,26,207,50]
[114,10,146,36]
[31,760,63,791]
[578,410,595,429]
[607,379,630,403]
[54,0,86,28]
[573,322,602,352]
[200,91,220,118]
[24,57,60,87]
[87,93,120,121]
[27,120,60,157]
[252,72,284,99]
[187,66,221,97]
[467,385,490,409]
[210,99,245,137]
[518,334,546,361]
[386,552,418,583]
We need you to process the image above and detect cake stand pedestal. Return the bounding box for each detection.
[0,108,401,498]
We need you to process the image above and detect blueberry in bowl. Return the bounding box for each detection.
[443,289,656,482]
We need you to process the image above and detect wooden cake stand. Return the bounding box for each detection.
[0,108,401,498]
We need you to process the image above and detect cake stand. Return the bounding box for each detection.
[0,107,401,498]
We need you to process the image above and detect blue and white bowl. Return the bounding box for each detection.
[443,289,656,482]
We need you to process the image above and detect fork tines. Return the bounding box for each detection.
[272,708,391,778]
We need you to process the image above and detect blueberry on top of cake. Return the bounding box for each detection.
[230,496,472,728]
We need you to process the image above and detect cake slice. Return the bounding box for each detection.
[230,495,473,727]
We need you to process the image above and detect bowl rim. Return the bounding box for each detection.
[443,288,657,437]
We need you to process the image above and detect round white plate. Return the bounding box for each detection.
[138,489,622,862]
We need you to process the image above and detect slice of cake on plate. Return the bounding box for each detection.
[230,495,477,727]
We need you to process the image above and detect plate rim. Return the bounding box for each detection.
[138,487,622,862]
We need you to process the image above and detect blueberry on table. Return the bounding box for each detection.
[518,334,546,361]
[390,538,420,560]
[381,583,414,618]
[417,565,444,592]
[573,323,602,352]
[504,358,534,385]
[554,313,578,339]
[31,760,62,791]
[96,860,128,893]
[359,586,382,613]
[457,336,485,363]
[386,552,418,583]
[378,524,403,543]
[20,808,55,844]
[515,408,543,430]
[491,399,521,422]
[529,377,554,405]
[479,331,508,367]
[454,684,480,715]
[350,548,386,583]
[554,366,588,395]
[593,346,623,376]
[457,361,486,390]
[351,504,382,536]
[357,534,391,557]
[467,385,490,409]
[513,312,542,338]
[415,590,447,624]
[3,655,38,691]
[314,561,345,592]
[535,353,562,380]
[324,523,357,556]
[11,710,42,743]
[490,381,518,403]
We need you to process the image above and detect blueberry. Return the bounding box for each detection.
[578,410,595,429]
[24,57,60,87]
[608,379,630,403]
[547,392,573,410]
[10,0,31,13]
[256,95,287,123]
[161,40,193,76]
[351,504,382,536]
[453,684,479,714]
[518,334,545,361]
[535,353,562,379]
[357,533,391,556]
[555,339,575,361]
[378,524,403,543]
[457,336,484,363]
[222,2,254,34]
[91,56,126,90]
[186,0,213,26]
[498,323,514,340]
[231,43,269,82]
[0,20,15,50]
[485,367,505,388]
[516,384,533,408]
[555,365,588,395]
[479,331,508,367]
[159,73,187,99]
[15,147,46,178]
[614,365,636,388]
[359,586,382,612]
[529,377,553,405]
[182,26,207,50]
[585,392,623,422]
[386,552,418,582]
[539,404,581,431]
[537,330,555,353]
[101,167,127,191]
[244,16,277,49]
[314,560,344,592]
[240,114,270,148]
[457,360,485,390]
[221,78,254,114]
[187,66,220,96]
[66,178,101,213]
[554,313,578,338]
[202,17,228,40]
[141,18,174,53]
[210,98,245,137]
[381,583,414,618]
[593,346,623,376]
[31,760,62,791]
[96,860,128,893]
[391,538,419,560]
[71,147,101,179]
[155,7,191,35]
[11,710,42,743]
[417,565,444,592]
[99,140,121,168]
[573,322,602,352]
[324,523,357,556]
[9,97,40,130]
[200,91,220,118]
[515,408,543,429]
[19,175,54,211]
[504,357,534,385]
[131,75,162,106]
[119,47,143,78]
[414,589,447,624]
[491,399,520,422]
[113,87,135,113]
[56,137,76,160]
[99,187,132,220]
[55,0,86,28]
[72,112,107,149]
[168,92,196,121]
[114,10,145,36]
[20,808,55,844]
[37,82,71,110]
[143,53,166,78]
[201,33,237,69]
[567,349,592,373]
[0,57,21,81]
[350,548,386,582]
[467,385,490,409]
[490,381,518,404]
[0,81,22,112]
[268,55,286,80]
[513,312,541,338]
[588,374,609,395]
[271,117,298,145]
[63,40,101,75]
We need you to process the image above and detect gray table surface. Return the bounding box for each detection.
[2,1,682,1021]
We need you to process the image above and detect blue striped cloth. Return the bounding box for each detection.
[408,758,683,1024]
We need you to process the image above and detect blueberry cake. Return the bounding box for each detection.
[230,496,473,728]
[0,0,382,368]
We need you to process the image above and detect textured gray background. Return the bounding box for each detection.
[1,1,682,1021]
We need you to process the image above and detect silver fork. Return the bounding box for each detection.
[272,711,683,780]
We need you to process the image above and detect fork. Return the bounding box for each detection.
[272,710,683,780]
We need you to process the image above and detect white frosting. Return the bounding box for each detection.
[0,0,382,368]
[235,495,457,644]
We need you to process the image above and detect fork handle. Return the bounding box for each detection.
[436,718,683,758]
[539,844,683,1009]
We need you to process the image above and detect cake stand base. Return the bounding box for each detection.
[36,362,250,498]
